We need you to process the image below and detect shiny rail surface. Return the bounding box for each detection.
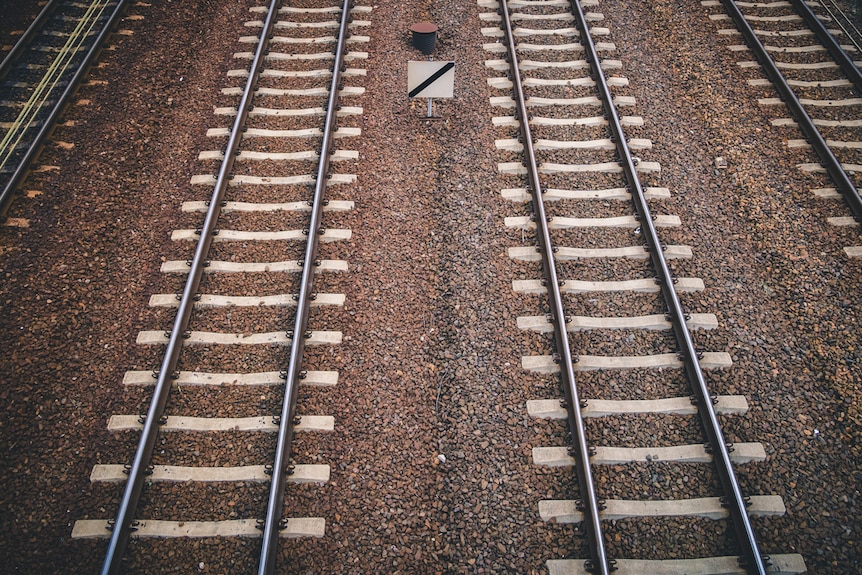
[815,0,862,54]
[93,0,360,570]
[70,0,367,570]
[496,1,609,572]
[498,0,772,571]
[793,0,862,90]
[97,0,284,572]
[719,0,862,222]
[257,0,353,572]
[0,0,128,218]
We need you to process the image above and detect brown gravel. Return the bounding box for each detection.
[0,0,860,573]
[0,1,43,58]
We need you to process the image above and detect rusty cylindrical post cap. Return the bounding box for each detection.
[409,21,438,34]
[409,22,438,55]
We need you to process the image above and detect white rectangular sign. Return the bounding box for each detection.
[407,61,455,99]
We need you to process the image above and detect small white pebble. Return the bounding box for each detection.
[198,562,205,570]
[437,454,446,463]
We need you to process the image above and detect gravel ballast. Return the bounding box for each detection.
[0,0,860,573]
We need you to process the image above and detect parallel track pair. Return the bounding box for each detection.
[488,0,828,572]
[0,0,128,217]
[67,0,360,572]
[6,0,861,572]
[720,0,862,219]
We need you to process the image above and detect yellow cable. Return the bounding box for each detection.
[0,0,112,170]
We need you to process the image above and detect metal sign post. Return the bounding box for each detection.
[407,60,455,118]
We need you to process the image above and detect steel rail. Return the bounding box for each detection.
[257,0,352,571]
[1,0,106,169]
[719,0,862,223]
[808,0,862,59]
[0,0,61,81]
[98,0,282,572]
[790,0,862,93]
[0,0,128,219]
[498,1,610,573]
[570,0,768,571]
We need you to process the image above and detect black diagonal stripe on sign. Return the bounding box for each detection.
[409,62,455,98]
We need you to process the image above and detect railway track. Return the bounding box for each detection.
[0,0,129,219]
[481,0,807,572]
[0,0,858,571]
[69,0,369,572]
[707,0,862,257]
